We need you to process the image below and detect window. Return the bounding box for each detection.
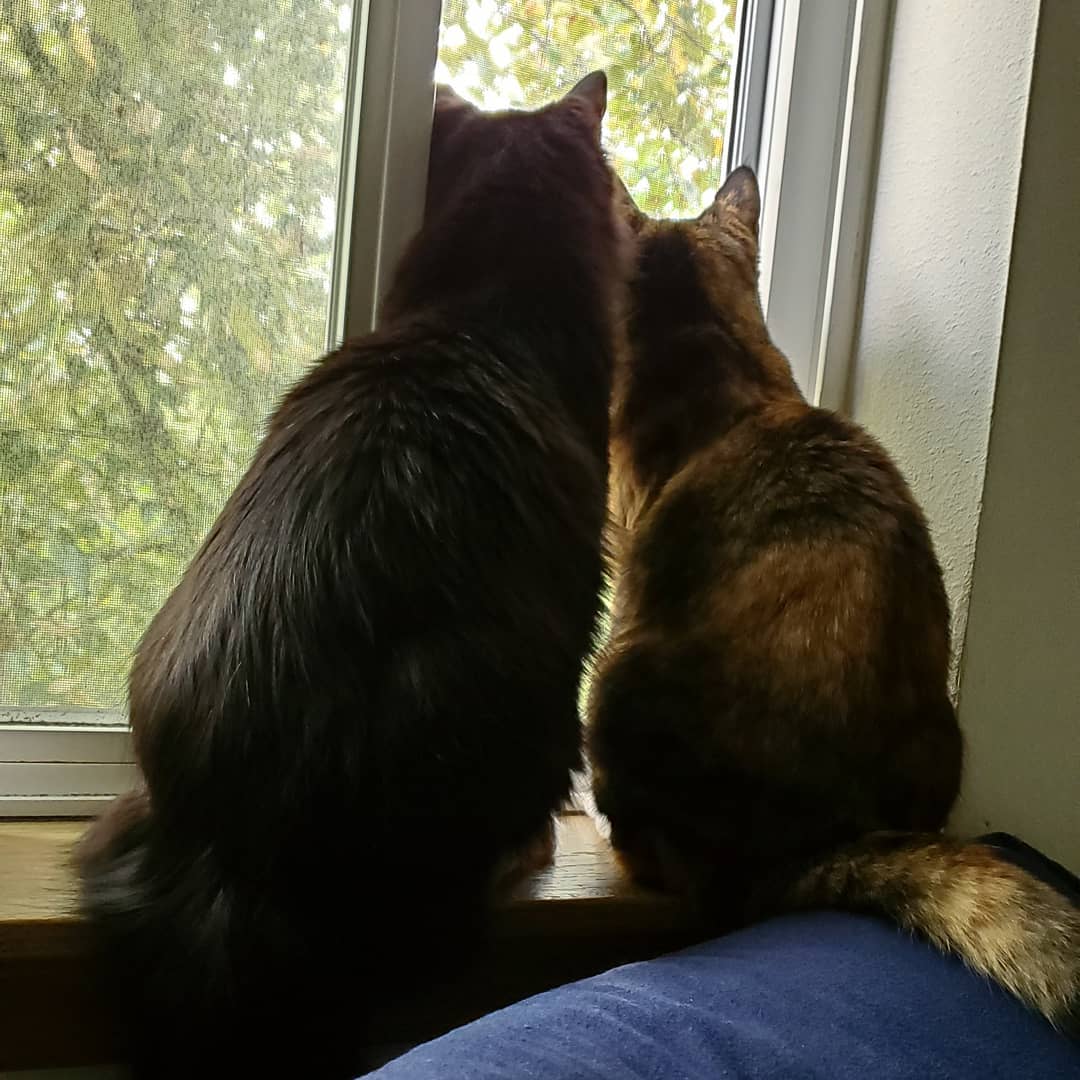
[436,1,738,218]
[0,0,365,809]
[0,0,886,813]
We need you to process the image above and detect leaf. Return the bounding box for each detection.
[66,128,100,178]
[84,0,140,59]
[117,502,143,537]
[70,22,96,69]
[89,267,126,334]
[126,100,163,136]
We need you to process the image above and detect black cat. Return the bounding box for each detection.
[77,72,625,1078]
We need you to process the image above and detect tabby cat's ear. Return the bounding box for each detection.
[706,166,761,238]
[563,70,608,139]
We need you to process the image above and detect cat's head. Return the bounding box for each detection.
[427,72,608,204]
[382,72,619,320]
[608,168,799,521]
[621,167,769,349]
[424,72,612,246]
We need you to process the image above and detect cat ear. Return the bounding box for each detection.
[434,83,475,116]
[431,83,477,157]
[563,70,608,138]
[613,171,648,234]
[706,166,761,237]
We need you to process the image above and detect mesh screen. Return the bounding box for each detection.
[1,0,352,709]
[0,0,737,714]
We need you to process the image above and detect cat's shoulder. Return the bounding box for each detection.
[755,401,889,458]
[649,399,922,544]
[730,401,909,495]
[271,323,514,429]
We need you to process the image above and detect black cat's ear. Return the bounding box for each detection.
[431,83,477,157]
[613,171,648,234]
[706,166,760,237]
[563,70,608,138]
[434,83,475,116]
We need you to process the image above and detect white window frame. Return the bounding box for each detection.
[0,0,442,816]
[754,0,892,405]
[0,0,890,816]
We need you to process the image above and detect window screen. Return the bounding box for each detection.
[1,0,739,718]
[436,1,738,217]
[0,0,355,712]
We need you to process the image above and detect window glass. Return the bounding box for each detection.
[1,0,741,717]
[0,0,355,712]
[436,1,739,217]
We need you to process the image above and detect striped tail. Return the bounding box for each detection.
[759,833,1080,1038]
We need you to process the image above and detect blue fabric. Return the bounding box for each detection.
[980,832,1080,904]
[368,912,1080,1079]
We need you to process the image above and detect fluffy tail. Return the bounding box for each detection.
[75,790,341,1077]
[75,790,241,1073]
[757,833,1080,1038]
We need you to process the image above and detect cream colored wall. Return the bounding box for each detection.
[949,0,1080,871]
[850,0,1077,869]
[848,0,1040,675]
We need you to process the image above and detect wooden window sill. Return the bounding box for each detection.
[0,814,693,1071]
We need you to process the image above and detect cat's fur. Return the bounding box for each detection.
[77,72,625,1078]
[588,166,1080,1036]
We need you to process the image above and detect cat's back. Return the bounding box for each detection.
[265,319,608,603]
[597,394,960,847]
[132,319,606,790]
[692,400,926,541]
[617,396,955,761]
[631,399,947,627]
[271,321,597,526]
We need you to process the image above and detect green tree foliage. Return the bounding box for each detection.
[438,0,736,217]
[0,0,734,711]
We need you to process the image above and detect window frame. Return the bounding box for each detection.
[754,0,891,402]
[0,0,889,815]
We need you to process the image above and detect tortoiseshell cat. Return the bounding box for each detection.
[589,166,1080,1035]
[77,73,625,1077]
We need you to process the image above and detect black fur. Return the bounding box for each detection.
[78,76,622,1078]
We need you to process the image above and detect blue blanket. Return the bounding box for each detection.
[370,891,1080,1079]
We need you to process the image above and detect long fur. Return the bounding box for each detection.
[588,167,1080,1039]
[77,73,625,1077]
[753,833,1080,1037]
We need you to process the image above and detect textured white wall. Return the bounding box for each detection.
[950,0,1080,871]
[848,0,1040,675]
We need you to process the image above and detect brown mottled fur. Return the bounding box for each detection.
[588,167,1080,1036]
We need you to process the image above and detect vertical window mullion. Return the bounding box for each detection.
[333,1,443,344]
[724,0,778,177]
[756,0,887,404]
